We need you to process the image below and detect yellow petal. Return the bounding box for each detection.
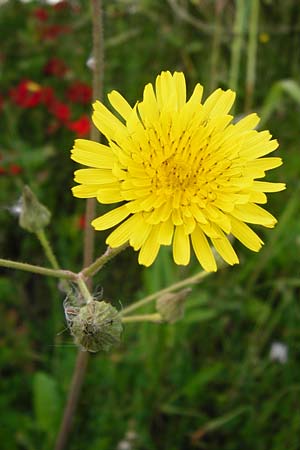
[96,185,124,204]
[157,219,174,245]
[92,100,127,141]
[240,135,279,159]
[204,89,235,118]
[74,168,116,185]
[138,227,160,266]
[231,203,277,228]
[71,139,115,169]
[248,191,267,204]
[230,216,263,251]
[191,226,217,272]
[139,83,159,124]
[251,181,286,192]
[129,214,152,250]
[235,113,260,131]
[211,234,239,265]
[106,215,137,247]
[173,225,190,265]
[173,71,186,109]
[91,204,130,230]
[108,90,133,121]
[72,184,101,198]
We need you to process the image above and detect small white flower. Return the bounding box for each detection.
[117,441,131,450]
[269,341,288,364]
[86,55,95,71]
[7,199,23,217]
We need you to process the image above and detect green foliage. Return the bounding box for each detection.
[1,0,300,449]
[33,372,62,443]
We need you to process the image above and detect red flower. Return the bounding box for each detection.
[43,58,68,77]
[9,164,22,176]
[68,115,90,137]
[67,81,92,104]
[10,80,43,108]
[41,24,71,40]
[77,214,86,230]
[40,86,55,107]
[0,166,6,176]
[49,100,70,122]
[33,7,49,21]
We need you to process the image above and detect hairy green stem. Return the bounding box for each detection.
[0,258,76,280]
[122,270,210,316]
[77,276,94,304]
[35,229,74,296]
[82,243,129,278]
[36,230,60,270]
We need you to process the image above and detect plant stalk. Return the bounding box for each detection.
[54,2,104,450]
[244,0,259,112]
[228,0,245,103]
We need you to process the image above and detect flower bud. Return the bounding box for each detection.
[70,300,123,353]
[156,288,191,324]
[19,185,51,233]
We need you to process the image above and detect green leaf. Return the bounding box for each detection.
[33,372,61,435]
[259,79,300,128]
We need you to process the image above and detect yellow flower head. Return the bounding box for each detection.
[71,71,285,271]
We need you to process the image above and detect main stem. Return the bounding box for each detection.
[54,2,104,449]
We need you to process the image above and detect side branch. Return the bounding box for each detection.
[81,243,129,278]
[0,258,77,280]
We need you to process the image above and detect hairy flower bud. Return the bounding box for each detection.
[156,288,191,324]
[19,185,51,233]
[70,300,123,353]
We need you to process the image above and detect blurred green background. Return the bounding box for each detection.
[0,0,300,449]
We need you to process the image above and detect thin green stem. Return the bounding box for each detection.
[244,0,259,112]
[36,230,60,270]
[36,229,74,296]
[122,313,162,323]
[0,258,76,280]
[82,243,129,278]
[229,0,246,102]
[122,270,210,316]
[77,276,94,304]
[209,0,223,92]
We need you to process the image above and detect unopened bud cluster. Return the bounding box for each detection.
[66,299,123,353]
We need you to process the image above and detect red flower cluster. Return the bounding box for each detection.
[0,164,23,176]
[8,78,91,137]
[10,80,43,108]
[67,81,92,104]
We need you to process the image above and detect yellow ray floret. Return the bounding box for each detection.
[71,71,285,271]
